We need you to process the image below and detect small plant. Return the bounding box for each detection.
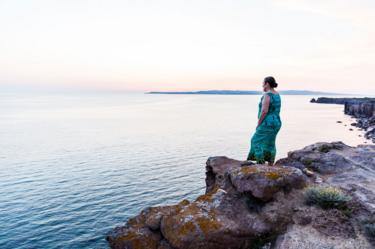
[304,186,351,209]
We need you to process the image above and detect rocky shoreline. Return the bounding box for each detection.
[107,142,375,249]
[311,97,375,143]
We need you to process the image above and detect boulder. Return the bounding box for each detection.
[229,165,306,201]
[205,156,307,201]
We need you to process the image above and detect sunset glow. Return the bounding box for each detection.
[1,0,374,93]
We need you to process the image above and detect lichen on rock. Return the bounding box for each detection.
[107,142,375,249]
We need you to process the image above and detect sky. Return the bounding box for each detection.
[0,0,374,94]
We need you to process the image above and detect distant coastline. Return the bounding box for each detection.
[146,90,345,95]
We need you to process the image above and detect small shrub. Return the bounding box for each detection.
[304,186,351,209]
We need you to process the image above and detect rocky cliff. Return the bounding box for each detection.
[310,97,375,118]
[311,97,375,143]
[107,142,375,249]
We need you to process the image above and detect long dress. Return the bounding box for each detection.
[247,92,282,164]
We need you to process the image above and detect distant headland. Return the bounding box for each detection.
[146,90,344,95]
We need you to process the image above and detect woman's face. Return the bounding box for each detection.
[262,81,269,92]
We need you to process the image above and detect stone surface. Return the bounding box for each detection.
[274,225,372,249]
[107,142,375,249]
[229,165,306,201]
[276,141,375,210]
[276,142,354,174]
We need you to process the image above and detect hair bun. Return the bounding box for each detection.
[264,76,278,88]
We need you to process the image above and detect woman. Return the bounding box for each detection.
[246,76,282,165]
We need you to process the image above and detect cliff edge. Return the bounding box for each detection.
[311,97,375,142]
[107,142,375,249]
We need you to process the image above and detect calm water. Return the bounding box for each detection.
[0,93,367,249]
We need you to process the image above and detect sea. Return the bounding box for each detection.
[0,92,368,249]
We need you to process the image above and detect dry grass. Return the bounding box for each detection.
[304,186,351,209]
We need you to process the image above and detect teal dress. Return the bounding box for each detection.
[247,92,282,164]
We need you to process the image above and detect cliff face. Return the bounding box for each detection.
[344,100,375,118]
[310,97,375,118]
[311,97,375,143]
[107,142,375,249]
[310,97,375,105]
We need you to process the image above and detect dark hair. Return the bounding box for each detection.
[264,76,278,88]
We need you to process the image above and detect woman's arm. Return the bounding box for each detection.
[257,94,270,127]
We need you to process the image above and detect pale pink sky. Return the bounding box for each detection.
[1,0,374,94]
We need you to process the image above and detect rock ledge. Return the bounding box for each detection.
[107,142,375,249]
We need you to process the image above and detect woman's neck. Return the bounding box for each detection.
[265,88,278,94]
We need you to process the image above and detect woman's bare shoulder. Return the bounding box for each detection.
[262,93,271,102]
